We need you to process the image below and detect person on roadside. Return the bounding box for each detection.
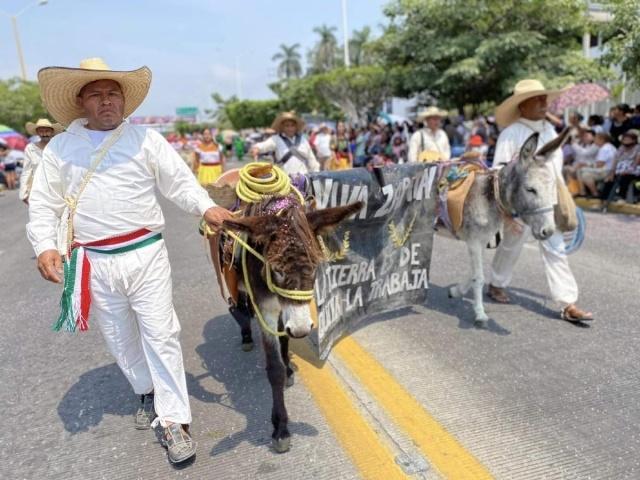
[27,57,233,464]
[577,132,617,198]
[19,118,64,204]
[488,79,593,322]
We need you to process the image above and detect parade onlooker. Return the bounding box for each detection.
[485,134,498,167]
[601,130,640,204]
[19,118,64,204]
[407,107,451,163]
[577,132,616,197]
[250,111,320,174]
[0,140,19,190]
[193,128,224,185]
[466,134,487,160]
[608,104,633,148]
[314,124,333,169]
[563,128,598,192]
[327,121,352,170]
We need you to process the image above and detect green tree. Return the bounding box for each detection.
[600,0,640,87]
[0,78,49,132]
[225,99,281,129]
[378,0,610,112]
[270,77,342,119]
[272,43,303,80]
[309,24,339,74]
[349,26,373,66]
[206,92,238,128]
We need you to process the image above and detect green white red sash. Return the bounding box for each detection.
[53,228,162,332]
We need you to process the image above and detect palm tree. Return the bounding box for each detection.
[349,26,372,67]
[272,43,303,80]
[310,24,338,73]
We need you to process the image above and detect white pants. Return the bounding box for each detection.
[490,225,578,306]
[87,239,191,426]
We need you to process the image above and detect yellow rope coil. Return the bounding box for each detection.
[235,161,305,205]
[203,163,314,336]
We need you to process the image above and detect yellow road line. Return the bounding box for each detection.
[295,348,407,480]
[334,337,494,480]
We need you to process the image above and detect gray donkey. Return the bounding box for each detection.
[448,128,570,322]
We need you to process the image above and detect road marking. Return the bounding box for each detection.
[334,337,494,480]
[295,346,407,480]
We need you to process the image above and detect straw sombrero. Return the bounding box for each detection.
[25,118,64,136]
[271,111,304,132]
[416,106,447,121]
[495,79,572,128]
[38,57,152,126]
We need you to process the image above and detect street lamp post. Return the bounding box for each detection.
[341,0,350,68]
[0,0,49,80]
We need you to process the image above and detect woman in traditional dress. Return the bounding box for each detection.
[194,128,224,185]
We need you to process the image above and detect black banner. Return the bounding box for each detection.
[307,163,438,359]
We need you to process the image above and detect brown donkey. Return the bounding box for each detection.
[220,197,363,453]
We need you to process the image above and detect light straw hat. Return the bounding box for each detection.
[271,111,305,132]
[25,118,64,136]
[37,57,152,126]
[416,106,447,120]
[495,79,571,128]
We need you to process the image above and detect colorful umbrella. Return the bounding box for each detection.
[549,83,610,112]
[0,125,28,151]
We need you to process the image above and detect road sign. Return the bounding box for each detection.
[175,106,199,117]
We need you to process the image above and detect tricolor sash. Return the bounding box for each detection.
[53,228,162,332]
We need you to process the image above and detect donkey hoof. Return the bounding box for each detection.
[448,286,460,298]
[474,314,489,324]
[241,341,254,352]
[272,436,291,453]
[286,374,295,388]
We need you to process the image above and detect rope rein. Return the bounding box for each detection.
[205,162,314,337]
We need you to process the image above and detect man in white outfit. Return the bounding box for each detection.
[488,79,593,322]
[27,58,232,464]
[19,118,64,204]
[250,111,320,175]
[407,106,451,163]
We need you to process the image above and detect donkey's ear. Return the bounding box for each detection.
[519,133,539,167]
[306,201,364,235]
[537,127,571,159]
[223,215,275,243]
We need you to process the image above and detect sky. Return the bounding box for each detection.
[0,0,390,116]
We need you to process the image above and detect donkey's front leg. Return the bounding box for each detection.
[279,332,295,387]
[263,333,291,453]
[467,240,489,323]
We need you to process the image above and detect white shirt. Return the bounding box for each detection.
[27,119,215,256]
[19,143,44,200]
[407,128,451,163]
[314,132,332,157]
[254,134,320,175]
[493,118,563,179]
[572,142,598,165]
[595,143,617,170]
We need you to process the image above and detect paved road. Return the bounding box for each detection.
[1,185,639,480]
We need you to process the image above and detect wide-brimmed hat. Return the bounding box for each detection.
[38,57,152,125]
[25,118,64,136]
[620,129,639,143]
[495,79,571,128]
[416,106,447,120]
[271,111,304,132]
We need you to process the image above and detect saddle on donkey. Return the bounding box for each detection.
[436,155,487,236]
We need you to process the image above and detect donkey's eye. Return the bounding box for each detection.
[525,187,537,195]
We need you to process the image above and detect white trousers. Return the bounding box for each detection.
[490,225,579,306]
[87,239,191,426]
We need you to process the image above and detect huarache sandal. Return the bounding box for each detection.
[163,423,197,464]
[561,304,594,322]
[134,393,157,430]
[487,284,511,304]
